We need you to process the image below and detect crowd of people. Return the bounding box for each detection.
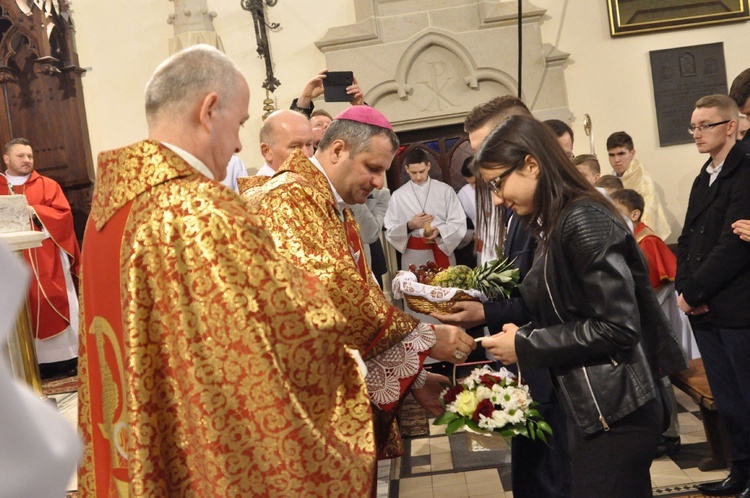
[3,43,750,497]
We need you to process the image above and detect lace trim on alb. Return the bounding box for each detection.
[365,322,436,406]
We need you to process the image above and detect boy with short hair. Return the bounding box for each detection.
[572,153,600,185]
[606,131,671,239]
[593,174,623,194]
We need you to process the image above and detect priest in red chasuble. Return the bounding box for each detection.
[78,45,375,497]
[239,106,477,459]
[1,138,80,372]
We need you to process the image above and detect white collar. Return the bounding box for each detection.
[706,160,724,175]
[161,142,214,180]
[310,156,346,213]
[3,172,31,186]
[411,178,431,189]
[256,163,276,177]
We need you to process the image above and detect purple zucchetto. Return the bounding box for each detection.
[334,106,393,131]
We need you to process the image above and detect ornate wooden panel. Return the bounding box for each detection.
[0,0,93,242]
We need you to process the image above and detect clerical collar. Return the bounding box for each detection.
[310,155,346,214]
[4,172,31,186]
[161,142,214,180]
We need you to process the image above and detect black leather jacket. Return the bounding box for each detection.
[515,199,684,435]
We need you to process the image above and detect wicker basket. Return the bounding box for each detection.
[404,290,479,314]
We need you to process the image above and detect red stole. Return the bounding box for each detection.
[79,201,132,495]
[343,207,369,279]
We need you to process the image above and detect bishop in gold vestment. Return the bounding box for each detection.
[78,140,375,496]
[240,110,476,457]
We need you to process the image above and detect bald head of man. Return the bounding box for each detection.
[259,109,315,170]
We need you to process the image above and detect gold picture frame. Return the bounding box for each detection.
[608,0,750,37]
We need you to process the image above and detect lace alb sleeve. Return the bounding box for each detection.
[365,322,436,406]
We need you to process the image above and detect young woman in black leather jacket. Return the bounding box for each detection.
[479,116,664,498]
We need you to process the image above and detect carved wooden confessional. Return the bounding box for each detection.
[0,0,93,242]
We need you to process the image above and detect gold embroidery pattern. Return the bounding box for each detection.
[241,150,425,459]
[241,150,420,361]
[81,142,375,496]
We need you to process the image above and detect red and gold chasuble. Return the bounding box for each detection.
[0,172,80,339]
[239,149,432,458]
[78,141,375,497]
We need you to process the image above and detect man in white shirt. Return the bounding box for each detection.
[219,154,247,192]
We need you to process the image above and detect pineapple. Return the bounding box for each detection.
[429,258,520,300]
[469,258,520,299]
[428,265,473,289]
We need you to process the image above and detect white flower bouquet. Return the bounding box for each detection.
[434,365,552,443]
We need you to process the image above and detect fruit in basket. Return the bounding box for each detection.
[409,262,445,283]
[427,258,520,300]
[429,265,473,289]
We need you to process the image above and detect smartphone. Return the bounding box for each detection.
[323,71,354,102]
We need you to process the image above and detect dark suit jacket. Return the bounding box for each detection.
[676,142,750,328]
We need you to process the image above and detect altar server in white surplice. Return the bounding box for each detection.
[384,147,466,277]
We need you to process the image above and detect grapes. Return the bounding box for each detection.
[408,261,446,284]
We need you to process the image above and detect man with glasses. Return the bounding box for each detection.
[677,94,750,498]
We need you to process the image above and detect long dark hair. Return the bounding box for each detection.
[474,115,614,246]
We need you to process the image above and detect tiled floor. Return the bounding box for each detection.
[379,388,729,497]
[56,386,728,497]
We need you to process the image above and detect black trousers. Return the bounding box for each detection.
[693,326,750,481]
[511,400,572,498]
[567,398,661,498]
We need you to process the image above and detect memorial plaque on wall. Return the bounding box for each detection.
[649,42,727,146]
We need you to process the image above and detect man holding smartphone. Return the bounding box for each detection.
[290,69,365,117]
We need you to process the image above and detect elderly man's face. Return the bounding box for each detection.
[208,76,250,180]
[262,114,314,168]
[310,115,332,147]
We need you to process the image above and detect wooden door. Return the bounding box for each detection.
[0,0,94,242]
[387,124,474,193]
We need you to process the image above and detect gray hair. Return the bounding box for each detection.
[145,45,241,125]
[317,119,399,156]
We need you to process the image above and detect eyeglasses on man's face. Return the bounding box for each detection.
[688,120,730,135]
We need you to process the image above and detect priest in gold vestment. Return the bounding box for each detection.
[240,107,477,459]
[78,46,376,497]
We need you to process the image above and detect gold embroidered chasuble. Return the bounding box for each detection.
[239,149,434,458]
[78,140,375,497]
[620,158,671,240]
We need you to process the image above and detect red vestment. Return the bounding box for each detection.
[0,172,80,340]
[78,141,375,496]
[635,221,676,290]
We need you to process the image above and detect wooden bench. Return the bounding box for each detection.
[670,358,731,471]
